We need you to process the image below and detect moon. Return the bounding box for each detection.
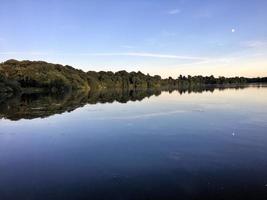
[231,28,236,33]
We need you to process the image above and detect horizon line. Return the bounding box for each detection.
[1,58,266,79]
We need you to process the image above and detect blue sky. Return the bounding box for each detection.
[0,0,267,77]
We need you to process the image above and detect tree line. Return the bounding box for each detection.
[0,59,266,94]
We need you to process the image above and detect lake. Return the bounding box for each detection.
[0,85,267,200]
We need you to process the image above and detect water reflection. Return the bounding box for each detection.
[0,84,267,200]
[0,85,259,121]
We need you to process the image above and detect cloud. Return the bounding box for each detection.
[90,110,187,120]
[241,40,267,48]
[0,51,214,66]
[120,45,135,49]
[80,52,208,61]
[0,51,214,67]
[167,9,181,15]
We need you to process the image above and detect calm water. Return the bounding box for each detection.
[0,85,267,200]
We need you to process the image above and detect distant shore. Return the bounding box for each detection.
[1,59,267,94]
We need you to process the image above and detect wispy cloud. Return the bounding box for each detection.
[2,50,256,65]
[120,45,135,49]
[0,51,212,66]
[90,110,187,120]
[79,52,208,61]
[4,50,210,58]
[0,51,207,60]
[241,40,267,48]
[167,9,181,15]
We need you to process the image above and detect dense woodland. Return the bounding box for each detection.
[0,59,266,94]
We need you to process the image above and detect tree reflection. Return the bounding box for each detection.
[0,85,255,121]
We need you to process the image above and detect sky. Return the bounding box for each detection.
[0,0,267,78]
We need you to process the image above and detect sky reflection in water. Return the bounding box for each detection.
[0,86,267,200]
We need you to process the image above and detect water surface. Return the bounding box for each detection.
[0,85,267,200]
